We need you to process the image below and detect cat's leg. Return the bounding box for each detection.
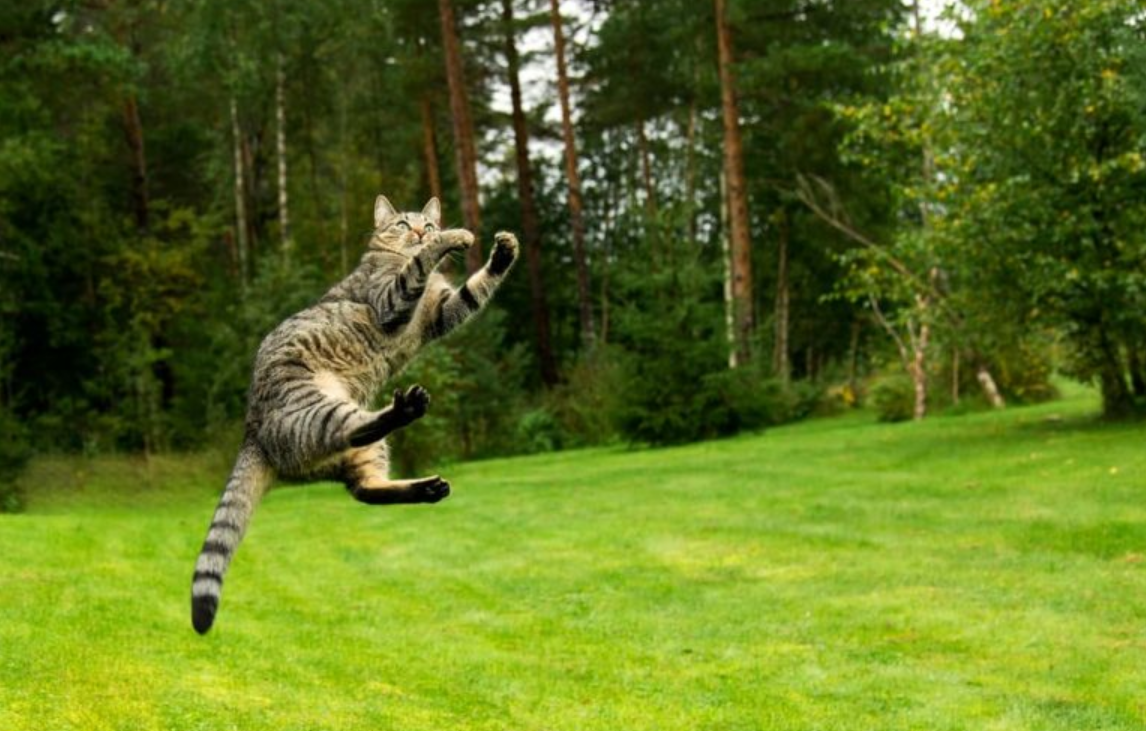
[342,440,451,505]
[423,231,519,342]
[260,381,429,476]
[371,229,474,333]
[345,384,430,447]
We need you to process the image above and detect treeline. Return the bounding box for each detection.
[0,0,1144,472]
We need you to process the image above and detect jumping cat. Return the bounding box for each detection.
[190,195,518,634]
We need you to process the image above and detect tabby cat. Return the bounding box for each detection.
[190,195,519,634]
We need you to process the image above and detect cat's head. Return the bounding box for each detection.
[370,195,441,253]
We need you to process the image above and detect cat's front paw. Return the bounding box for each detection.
[392,384,430,424]
[439,228,475,254]
[489,231,519,276]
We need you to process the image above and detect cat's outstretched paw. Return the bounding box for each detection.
[438,228,475,253]
[393,384,430,424]
[489,231,519,275]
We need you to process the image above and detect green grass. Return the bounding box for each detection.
[3,384,1146,730]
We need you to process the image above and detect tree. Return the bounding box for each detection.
[941,0,1146,418]
[714,0,754,367]
[549,0,595,349]
[438,0,484,273]
[502,0,558,386]
[275,51,292,256]
[806,1,1020,418]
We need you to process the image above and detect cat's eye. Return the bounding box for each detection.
[424,222,436,232]
[394,220,411,231]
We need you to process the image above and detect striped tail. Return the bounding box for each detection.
[191,440,274,634]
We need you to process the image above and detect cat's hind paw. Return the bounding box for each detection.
[415,475,451,504]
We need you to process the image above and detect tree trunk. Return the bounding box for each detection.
[1099,366,1134,419]
[114,15,149,236]
[685,98,698,241]
[1127,347,1146,398]
[911,320,930,420]
[419,94,443,203]
[720,170,738,369]
[275,53,292,258]
[847,319,861,404]
[715,0,754,366]
[869,294,928,420]
[122,95,149,235]
[240,112,259,258]
[1098,329,1135,419]
[951,349,960,405]
[502,0,558,387]
[975,362,1006,409]
[549,0,595,349]
[636,119,657,217]
[230,97,249,288]
[438,0,483,273]
[773,208,790,384]
[600,130,620,346]
[337,83,349,275]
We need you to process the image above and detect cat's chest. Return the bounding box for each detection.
[326,304,423,397]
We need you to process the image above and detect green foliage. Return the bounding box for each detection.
[938,0,1146,418]
[868,373,915,423]
[3,0,1143,470]
[609,239,813,445]
[513,408,564,455]
[983,339,1060,406]
[0,409,30,513]
[610,243,729,445]
[540,350,626,449]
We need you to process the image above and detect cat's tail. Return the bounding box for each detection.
[191,439,274,634]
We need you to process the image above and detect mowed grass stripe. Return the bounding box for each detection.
[1,384,1144,730]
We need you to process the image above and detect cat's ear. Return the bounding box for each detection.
[422,197,441,226]
[374,195,397,228]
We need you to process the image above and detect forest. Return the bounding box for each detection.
[1,0,1145,490]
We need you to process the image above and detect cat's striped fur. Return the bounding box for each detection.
[191,195,518,634]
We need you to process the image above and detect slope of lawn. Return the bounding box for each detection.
[2,384,1145,730]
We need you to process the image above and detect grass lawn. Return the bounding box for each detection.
[3,384,1145,730]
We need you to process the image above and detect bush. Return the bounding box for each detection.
[514,408,564,454]
[699,367,816,435]
[0,409,31,513]
[542,349,625,448]
[869,374,915,422]
[991,340,1059,405]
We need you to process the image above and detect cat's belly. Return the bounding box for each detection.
[250,301,420,411]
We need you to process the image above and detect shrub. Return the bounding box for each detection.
[699,367,814,435]
[514,408,564,454]
[0,409,31,513]
[543,348,625,448]
[869,374,915,422]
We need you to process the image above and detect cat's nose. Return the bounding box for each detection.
[411,225,424,238]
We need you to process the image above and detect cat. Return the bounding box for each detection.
[190,195,519,634]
